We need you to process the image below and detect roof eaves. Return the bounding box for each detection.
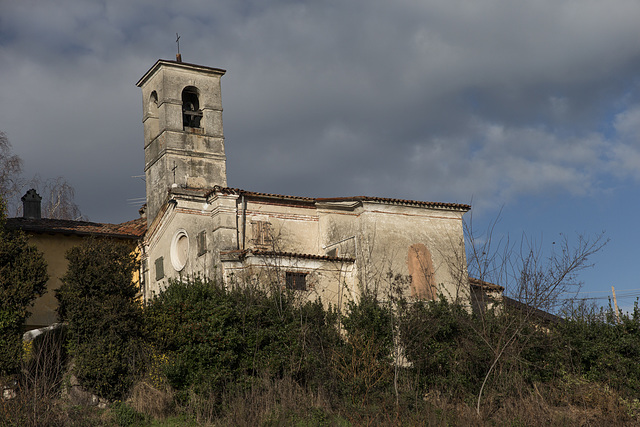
[469,277,505,292]
[136,59,226,87]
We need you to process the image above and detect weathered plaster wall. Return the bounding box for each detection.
[354,203,469,302]
[139,62,227,223]
[221,254,356,308]
[242,200,319,254]
[143,192,240,297]
[144,193,470,306]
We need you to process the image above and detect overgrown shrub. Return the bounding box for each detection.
[145,277,341,415]
[335,288,395,404]
[398,297,486,397]
[56,237,143,401]
[342,288,393,357]
[560,303,640,397]
[0,197,48,376]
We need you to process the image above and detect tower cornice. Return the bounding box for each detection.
[136,59,226,88]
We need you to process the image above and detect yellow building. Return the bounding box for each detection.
[6,190,145,330]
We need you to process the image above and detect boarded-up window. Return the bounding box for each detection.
[407,244,436,299]
[252,221,272,248]
[197,230,207,256]
[286,272,307,291]
[155,256,165,280]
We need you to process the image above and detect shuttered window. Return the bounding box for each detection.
[252,221,272,248]
[197,230,207,256]
[155,257,164,280]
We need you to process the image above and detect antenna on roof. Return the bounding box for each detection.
[176,33,182,62]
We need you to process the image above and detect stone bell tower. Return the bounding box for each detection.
[136,59,227,224]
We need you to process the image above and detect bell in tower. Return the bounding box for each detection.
[182,86,202,129]
[136,60,227,224]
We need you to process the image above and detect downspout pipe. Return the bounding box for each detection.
[241,195,247,250]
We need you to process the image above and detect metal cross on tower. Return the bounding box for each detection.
[172,162,178,186]
[176,33,182,62]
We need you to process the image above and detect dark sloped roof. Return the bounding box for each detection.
[502,296,562,325]
[6,217,146,240]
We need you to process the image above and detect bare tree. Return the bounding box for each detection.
[0,131,25,213]
[29,175,84,220]
[464,211,608,415]
[0,131,84,220]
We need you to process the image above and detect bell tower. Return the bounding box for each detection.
[136,59,227,223]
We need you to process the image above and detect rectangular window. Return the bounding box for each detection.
[197,230,207,256]
[155,256,164,280]
[286,272,307,291]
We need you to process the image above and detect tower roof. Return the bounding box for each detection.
[136,59,226,87]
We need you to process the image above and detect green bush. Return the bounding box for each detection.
[111,401,146,427]
[342,289,393,357]
[559,303,640,396]
[56,237,142,400]
[145,277,341,406]
[0,197,48,376]
[398,297,487,397]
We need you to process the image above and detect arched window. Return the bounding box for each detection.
[149,91,158,112]
[146,91,159,119]
[182,86,202,128]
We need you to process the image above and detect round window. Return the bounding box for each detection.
[170,229,189,271]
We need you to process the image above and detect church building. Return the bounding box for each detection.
[137,57,494,307]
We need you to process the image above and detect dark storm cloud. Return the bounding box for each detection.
[1,0,640,222]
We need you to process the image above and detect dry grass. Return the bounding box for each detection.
[212,376,336,426]
[128,380,174,420]
[3,375,639,426]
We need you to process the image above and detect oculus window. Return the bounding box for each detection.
[170,229,189,271]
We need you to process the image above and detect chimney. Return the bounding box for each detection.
[22,189,42,219]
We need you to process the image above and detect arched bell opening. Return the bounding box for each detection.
[148,91,158,116]
[182,86,202,129]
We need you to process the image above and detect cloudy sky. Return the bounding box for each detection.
[2,0,640,307]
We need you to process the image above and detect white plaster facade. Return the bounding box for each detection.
[137,59,478,308]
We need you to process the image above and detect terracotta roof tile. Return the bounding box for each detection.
[6,217,146,239]
[207,186,470,210]
[317,196,470,211]
[220,248,355,263]
[469,277,505,292]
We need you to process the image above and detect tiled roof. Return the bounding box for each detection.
[5,217,146,239]
[317,196,470,211]
[207,186,470,210]
[211,187,316,203]
[220,248,355,263]
[469,277,505,292]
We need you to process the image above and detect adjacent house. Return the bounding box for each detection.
[6,190,145,330]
